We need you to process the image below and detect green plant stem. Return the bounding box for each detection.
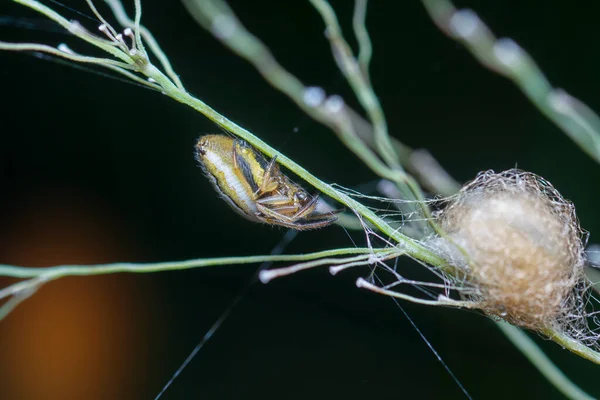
[105,0,184,89]
[0,247,391,280]
[421,0,600,165]
[0,283,42,321]
[0,42,133,69]
[499,323,595,400]
[13,0,133,63]
[352,0,372,83]
[543,327,600,367]
[308,0,399,170]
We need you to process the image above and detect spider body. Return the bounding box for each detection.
[195,134,337,230]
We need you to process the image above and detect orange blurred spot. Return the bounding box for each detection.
[0,188,150,400]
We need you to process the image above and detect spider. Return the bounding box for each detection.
[195,134,338,230]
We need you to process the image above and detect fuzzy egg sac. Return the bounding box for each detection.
[436,169,586,330]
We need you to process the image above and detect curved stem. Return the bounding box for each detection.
[542,328,600,365]
[309,0,399,170]
[0,247,389,279]
[352,0,372,82]
[421,0,600,165]
[500,323,595,400]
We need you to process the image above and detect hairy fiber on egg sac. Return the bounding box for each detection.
[437,170,585,330]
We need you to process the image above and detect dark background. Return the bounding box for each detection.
[1,1,600,399]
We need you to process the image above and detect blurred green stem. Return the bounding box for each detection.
[500,323,594,400]
[0,247,393,280]
[422,0,600,164]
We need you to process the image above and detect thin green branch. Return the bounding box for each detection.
[352,0,372,83]
[13,0,132,64]
[259,253,379,283]
[421,0,600,164]
[543,327,600,366]
[308,0,399,171]
[308,1,457,231]
[307,0,453,239]
[0,247,389,279]
[0,41,133,69]
[499,323,595,400]
[0,283,42,321]
[0,41,161,90]
[84,0,119,40]
[356,277,474,308]
[105,0,184,89]
[100,61,161,90]
[0,276,47,301]
[259,247,406,283]
[132,0,145,55]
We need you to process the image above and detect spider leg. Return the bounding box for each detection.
[255,194,338,230]
[292,201,340,229]
[292,194,320,220]
[257,155,280,194]
[256,212,338,230]
[301,210,342,221]
[294,215,339,230]
[256,194,320,223]
[250,155,279,198]
[256,203,299,223]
